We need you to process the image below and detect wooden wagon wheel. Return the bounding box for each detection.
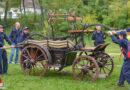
[94,53,114,76]
[72,55,98,82]
[20,44,48,77]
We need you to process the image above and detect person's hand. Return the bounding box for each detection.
[108,31,113,35]
[2,46,6,49]
[112,31,117,34]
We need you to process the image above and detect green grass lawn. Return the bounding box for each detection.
[1,36,130,90]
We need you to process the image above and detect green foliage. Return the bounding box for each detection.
[0,0,129,35]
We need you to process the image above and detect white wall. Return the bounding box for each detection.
[0,7,41,19]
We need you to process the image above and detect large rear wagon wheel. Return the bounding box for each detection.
[20,44,48,77]
[72,55,99,82]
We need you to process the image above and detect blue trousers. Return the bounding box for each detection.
[9,43,20,64]
[0,49,8,74]
[119,60,130,84]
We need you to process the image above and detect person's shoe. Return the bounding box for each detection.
[3,73,7,75]
[15,62,19,64]
[9,62,12,64]
[116,82,125,87]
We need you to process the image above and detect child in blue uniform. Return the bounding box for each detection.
[0,25,13,75]
[20,27,30,43]
[108,30,130,86]
[19,27,31,51]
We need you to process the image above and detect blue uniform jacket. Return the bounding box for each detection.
[92,30,106,46]
[19,32,30,43]
[0,32,12,47]
[111,35,129,61]
[9,27,21,44]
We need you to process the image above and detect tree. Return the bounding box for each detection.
[32,0,36,22]
[38,0,45,28]
[4,0,9,26]
[23,0,26,14]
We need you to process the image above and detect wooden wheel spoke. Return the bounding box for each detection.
[34,48,39,59]
[83,60,85,65]
[103,68,106,74]
[78,72,84,80]
[37,58,44,61]
[41,62,46,71]
[105,64,112,66]
[26,49,32,59]
[22,54,29,59]
[36,54,43,60]
[35,64,41,75]
[29,68,32,75]
[78,63,84,66]
[74,67,82,70]
[104,66,111,71]
[32,65,36,75]
[23,59,29,63]
[100,68,102,73]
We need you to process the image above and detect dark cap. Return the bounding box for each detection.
[0,25,3,29]
[119,31,127,37]
[126,27,130,32]
[23,27,29,30]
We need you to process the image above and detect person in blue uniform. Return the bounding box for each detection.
[9,22,21,64]
[19,27,31,69]
[0,25,14,75]
[108,30,130,86]
[19,27,30,43]
[92,26,106,46]
[19,27,32,51]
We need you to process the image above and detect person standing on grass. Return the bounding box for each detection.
[0,25,14,75]
[108,30,130,87]
[92,26,106,46]
[9,22,21,64]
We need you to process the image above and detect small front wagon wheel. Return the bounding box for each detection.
[72,55,99,82]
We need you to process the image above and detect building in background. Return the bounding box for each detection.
[0,0,41,19]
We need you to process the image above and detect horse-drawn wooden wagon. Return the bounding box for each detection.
[19,12,114,82]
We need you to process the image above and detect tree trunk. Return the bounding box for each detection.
[20,0,22,14]
[32,0,36,22]
[4,1,9,26]
[38,0,45,28]
[0,15,1,24]
[23,0,26,14]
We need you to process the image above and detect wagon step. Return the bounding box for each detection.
[92,73,108,78]
[98,74,108,78]
[48,65,61,70]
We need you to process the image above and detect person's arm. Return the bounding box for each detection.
[102,31,106,39]
[114,34,119,39]
[92,32,96,40]
[111,35,122,44]
[9,29,13,41]
[0,42,4,47]
[4,33,12,45]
